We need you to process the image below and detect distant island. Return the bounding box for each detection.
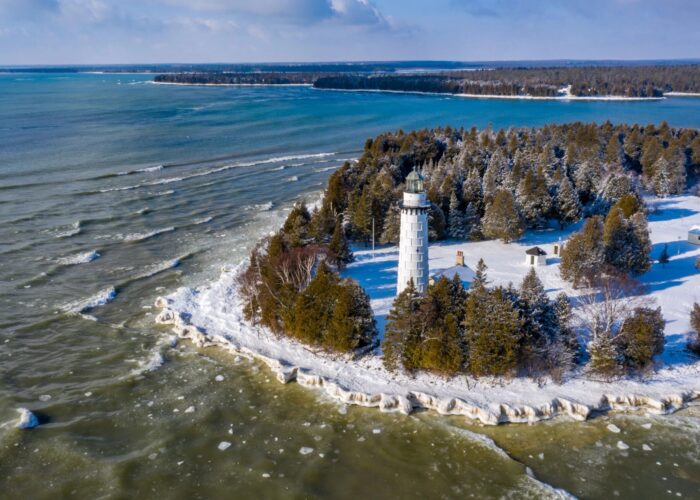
[150,63,700,99]
[156,121,700,424]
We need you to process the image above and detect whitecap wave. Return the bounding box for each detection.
[117,165,164,176]
[287,176,299,182]
[55,221,82,238]
[98,152,336,193]
[56,250,101,266]
[122,227,175,242]
[61,286,117,314]
[193,216,213,225]
[131,350,165,375]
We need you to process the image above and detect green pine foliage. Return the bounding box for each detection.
[617,307,665,371]
[482,190,525,243]
[588,334,622,380]
[328,220,353,269]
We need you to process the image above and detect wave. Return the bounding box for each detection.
[96,152,336,194]
[287,176,299,182]
[121,227,175,243]
[61,286,117,314]
[131,350,165,376]
[244,202,274,212]
[117,165,164,176]
[193,216,213,225]
[56,250,101,266]
[55,221,82,238]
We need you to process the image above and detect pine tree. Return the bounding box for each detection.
[617,307,665,371]
[328,220,353,269]
[652,153,686,197]
[419,277,465,374]
[588,334,622,380]
[560,216,605,287]
[604,134,623,168]
[282,201,311,247]
[516,168,552,228]
[462,167,484,215]
[573,159,602,203]
[428,203,446,241]
[659,244,670,267]
[382,280,422,372]
[482,190,525,243]
[379,203,401,244]
[472,258,489,290]
[447,191,467,239]
[465,287,523,377]
[463,202,480,240]
[628,212,652,275]
[554,292,580,360]
[555,175,581,228]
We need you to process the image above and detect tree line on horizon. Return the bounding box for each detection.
[314,65,700,97]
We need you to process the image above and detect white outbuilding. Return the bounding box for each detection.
[689,227,700,245]
[525,246,547,266]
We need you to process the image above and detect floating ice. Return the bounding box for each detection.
[299,447,314,455]
[218,441,232,451]
[607,424,621,433]
[16,408,38,429]
[642,444,652,451]
[215,375,224,382]
[616,441,630,450]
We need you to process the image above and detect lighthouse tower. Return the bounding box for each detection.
[397,168,430,294]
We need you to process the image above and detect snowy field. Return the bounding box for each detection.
[155,195,700,424]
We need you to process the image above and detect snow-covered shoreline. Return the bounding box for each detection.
[312,85,666,101]
[154,262,700,425]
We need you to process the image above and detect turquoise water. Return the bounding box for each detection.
[1,73,699,499]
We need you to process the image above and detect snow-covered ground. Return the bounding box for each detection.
[154,195,700,424]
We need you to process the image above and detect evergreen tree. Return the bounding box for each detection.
[516,168,552,228]
[382,280,422,372]
[418,277,465,374]
[555,175,581,228]
[617,307,665,371]
[628,212,652,275]
[428,203,447,241]
[465,287,523,377]
[447,191,467,239]
[289,261,339,345]
[379,203,401,244]
[482,190,525,243]
[464,202,481,240]
[282,201,311,247]
[328,220,353,269]
[554,292,580,360]
[472,258,489,290]
[461,167,484,215]
[604,134,623,168]
[560,216,605,287]
[588,334,622,380]
[573,159,602,203]
[652,154,686,197]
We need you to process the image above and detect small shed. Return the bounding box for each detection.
[525,246,547,266]
[553,242,563,256]
[689,227,700,245]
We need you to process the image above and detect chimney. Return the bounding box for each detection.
[456,251,465,267]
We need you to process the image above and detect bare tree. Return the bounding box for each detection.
[574,267,653,343]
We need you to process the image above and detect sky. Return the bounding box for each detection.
[0,0,698,65]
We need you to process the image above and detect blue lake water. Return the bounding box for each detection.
[1,73,699,499]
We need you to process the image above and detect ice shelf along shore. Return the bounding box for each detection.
[154,195,700,425]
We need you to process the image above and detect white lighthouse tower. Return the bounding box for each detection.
[397,168,430,294]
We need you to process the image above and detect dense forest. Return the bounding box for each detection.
[314,65,700,97]
[154,72,320,85]
[239,122,700,379]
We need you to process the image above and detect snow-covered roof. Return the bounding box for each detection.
[689,226,700,234]
[433,265,476,283]
[525,246,547,256]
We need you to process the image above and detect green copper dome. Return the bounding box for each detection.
[405,168,424,193]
